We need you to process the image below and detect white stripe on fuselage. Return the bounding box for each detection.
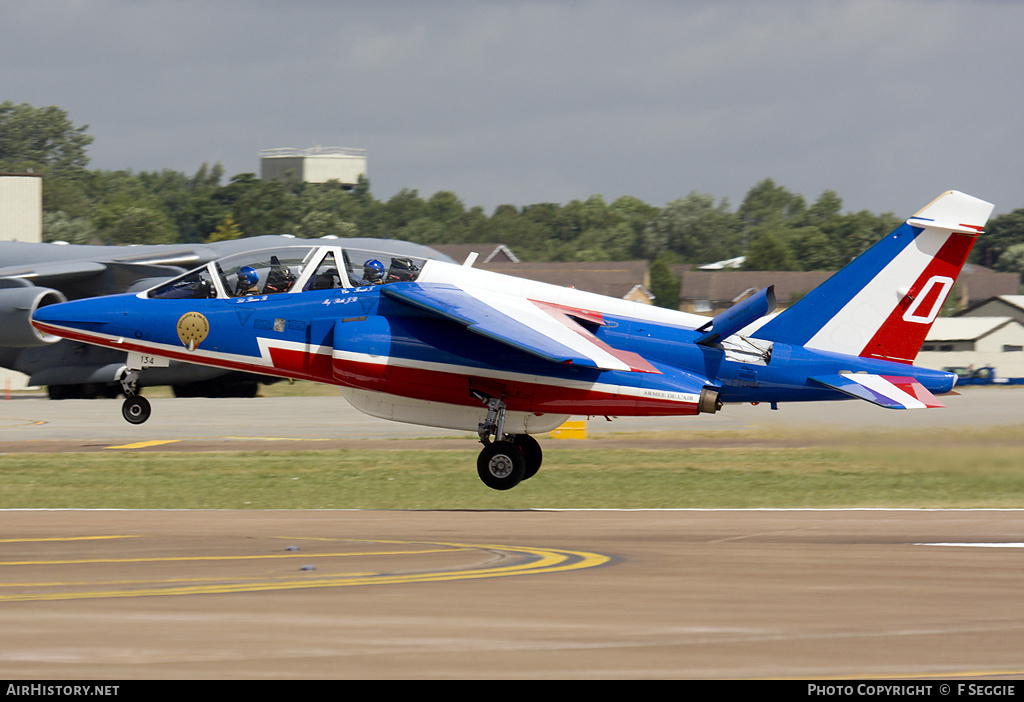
[39,320,700,407]
[330,347,701,406]
[38,324,280,371]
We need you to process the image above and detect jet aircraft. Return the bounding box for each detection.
[32,191,994,490]
[1,236,450,397]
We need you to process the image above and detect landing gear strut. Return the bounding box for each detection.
[118,368,151,425]
[473,393,543,490]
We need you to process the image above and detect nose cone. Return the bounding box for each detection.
[31,294,135,338]
[32,297,97,330]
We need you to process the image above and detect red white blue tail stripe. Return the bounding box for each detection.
[752,191,994,364]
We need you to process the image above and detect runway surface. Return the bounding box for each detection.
[1,388,1023,679]
[1,385,1022,452]
[1,509,1022,680]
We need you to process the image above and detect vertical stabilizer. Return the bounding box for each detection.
[752,191,994,363]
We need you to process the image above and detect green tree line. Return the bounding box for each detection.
[5,101,1024,279]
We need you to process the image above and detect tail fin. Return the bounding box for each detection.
[751,191,994,363]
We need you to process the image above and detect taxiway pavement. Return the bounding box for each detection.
[1,387,1022,679]
[1,385,1022,453]
[1,509,1022,679]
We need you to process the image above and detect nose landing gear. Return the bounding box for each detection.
[118,368,151,425]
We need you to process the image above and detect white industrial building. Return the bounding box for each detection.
[0,173,42,242]
[259,147,367,186]
[914,294,1024,378]
[916,316,1024,378]
[1,174,43,391]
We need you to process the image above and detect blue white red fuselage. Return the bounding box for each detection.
[30,190,996,489]
[31,263,957,424]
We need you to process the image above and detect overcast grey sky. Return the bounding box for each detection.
[4,1,1023,217]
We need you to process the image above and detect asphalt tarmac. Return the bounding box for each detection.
[1,388,1023,679]
[1,509,1022,680]
[0,384,1021,451]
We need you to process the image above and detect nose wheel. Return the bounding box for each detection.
[118,367,151,425]
[122,395,152,425]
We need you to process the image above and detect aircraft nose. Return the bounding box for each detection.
[31,297,123,333]
[30,298,70,328]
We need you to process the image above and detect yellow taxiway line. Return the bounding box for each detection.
[104,440,182,449]
[0,537,612,602]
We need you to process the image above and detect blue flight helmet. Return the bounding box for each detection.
[363,259,385,284]
[236,265,259,293]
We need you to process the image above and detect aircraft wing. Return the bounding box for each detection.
[0,260,110,285]
[810,374,946,409]
[382,282,659,373]
[0,259,193,289]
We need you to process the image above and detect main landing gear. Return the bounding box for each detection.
[118,368,151,425]
[474,394,543,491]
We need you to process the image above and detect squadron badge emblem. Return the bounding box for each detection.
[176,312,210,351]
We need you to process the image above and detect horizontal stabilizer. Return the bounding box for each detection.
[810,374,945,409]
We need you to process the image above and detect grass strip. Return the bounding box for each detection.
[2,443,1023,510]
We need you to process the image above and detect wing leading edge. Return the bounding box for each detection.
[381,282,659,373]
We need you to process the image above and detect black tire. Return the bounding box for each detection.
[477,441,526,490]
[513,434,543,480]
[122,395,151,425]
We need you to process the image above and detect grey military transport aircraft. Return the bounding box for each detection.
[0,236,451,398]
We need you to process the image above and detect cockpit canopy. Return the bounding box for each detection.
[145,246,427,300]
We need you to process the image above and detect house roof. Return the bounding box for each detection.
[676,266,1019,307]
[479,260,650,299]
[956,270,1021,306]
[675,269,833,303]
[926,317,1016,341]
[957,294,1024,316]
[430,243,519,265]
[699,256,745,270]
[990,294,1024,310]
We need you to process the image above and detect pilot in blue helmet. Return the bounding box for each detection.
[235,265,260,296]
[360,259,386,285]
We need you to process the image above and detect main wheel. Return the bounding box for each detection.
[122,395,151,425]
[477,441,526,490]
[513,434,543,480]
